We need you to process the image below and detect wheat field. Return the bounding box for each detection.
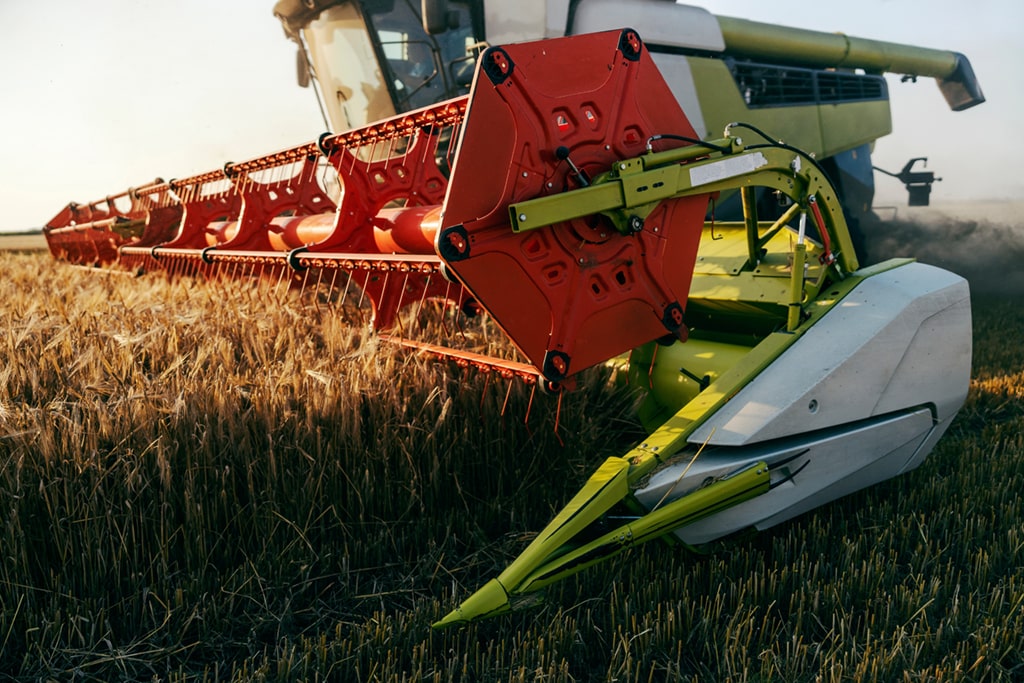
[0,243,1021,681]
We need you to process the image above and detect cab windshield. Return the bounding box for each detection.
[303,0,481,131]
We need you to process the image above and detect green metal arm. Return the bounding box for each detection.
[433,458,770,628]
[508,137,859,274]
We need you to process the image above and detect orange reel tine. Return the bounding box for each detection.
[501,377,514,417]
[163,255,178,288]
[274,262,290,301]
[439,278,454,338]
[400,129,412,166]
[446,120,461,168]
[326,267,341,309]
[368,139,380,168]
[214,259,228,292]
[376,268,394,332]
[238,261,252,300]
[212,259,227,296]
[524,383,537,434]
[392,270,410,338]
[338,269,355,323]
[414,272,432,328]
[418,127,433,166]
[348,142,359,175]
[383,134,395,169]
[453,285,469,342]
[250,261,265,301]
[356,269,369,311]
[311,267,326,314]
[479,371,491,413]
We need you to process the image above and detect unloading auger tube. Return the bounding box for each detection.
[41,29,971,628]
[713,15,984,111]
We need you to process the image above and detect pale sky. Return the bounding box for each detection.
[1,0,1020,232]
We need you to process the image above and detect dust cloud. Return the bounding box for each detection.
[859,201,1024,296]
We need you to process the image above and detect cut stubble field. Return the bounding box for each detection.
[1,208,1022,680]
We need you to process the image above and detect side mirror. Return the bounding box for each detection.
[296,47,311,89]
[421,0,451,35]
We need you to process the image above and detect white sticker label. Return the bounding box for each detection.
[689,152,769,187]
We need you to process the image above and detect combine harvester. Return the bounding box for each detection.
[43,1,982,627]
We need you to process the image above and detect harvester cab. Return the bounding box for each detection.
[43,2,982,628]
[274,0,485,130]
